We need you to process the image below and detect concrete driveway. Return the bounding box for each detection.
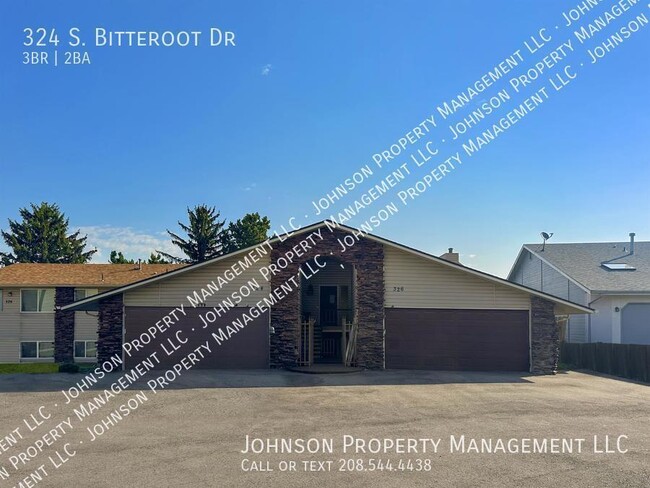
[0,370,647,487]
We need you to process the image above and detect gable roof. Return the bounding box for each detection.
[512,241,650,293]
[61,221,593,314]
[0,263,186,287]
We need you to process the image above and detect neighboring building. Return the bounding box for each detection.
[0,263,185,363]
[508,233,650,344]
[65,221,590,374]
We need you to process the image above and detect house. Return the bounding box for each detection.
[508,233,650,345]
[63,221,590,374]
[0,263,185,363]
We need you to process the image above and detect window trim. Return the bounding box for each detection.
[19,341,55,360]
[74,288,99,302]
[20,288,55,313]
[74,340,97,360]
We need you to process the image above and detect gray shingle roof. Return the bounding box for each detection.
[524,241,650,293]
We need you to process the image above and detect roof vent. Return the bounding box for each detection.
[629,232,635,255]
[440,248,460,264]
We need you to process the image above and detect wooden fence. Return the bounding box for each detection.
[560,342,650,383]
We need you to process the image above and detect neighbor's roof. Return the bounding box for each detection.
[62,220,593,315]
[0,263,186,287]
[517,241,650,293]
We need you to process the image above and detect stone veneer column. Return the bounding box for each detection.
[54,287,75,363]
[97,294,124,364]
[530,296,559,374]
[269,228,384,369]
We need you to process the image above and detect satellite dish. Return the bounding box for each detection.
[540,232,553,251]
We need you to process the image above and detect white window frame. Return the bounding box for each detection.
[19,341,55,360]
[74,340,97,360]
[20,288,55,313]
[74,288,99,302]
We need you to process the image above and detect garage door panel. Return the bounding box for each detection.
[124,307,269,369]
[386,308,529,371]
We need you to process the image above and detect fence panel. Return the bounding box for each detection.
[560,342,649,383]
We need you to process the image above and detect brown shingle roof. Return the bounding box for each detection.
[0,263,186,287]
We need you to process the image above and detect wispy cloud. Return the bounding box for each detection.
[244,182,257,191]
[468,254,477,259]
[78,225,179,263]
[261,64,272,76]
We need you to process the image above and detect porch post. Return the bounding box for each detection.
[97,294,124,364]
[54,287,75,363]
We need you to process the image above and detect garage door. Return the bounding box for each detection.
[386,309,529,371]
[124,307,269,369]
[622,303,650,345]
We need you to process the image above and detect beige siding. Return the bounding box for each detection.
[75,312,99,341]
[384,246,531,310]
[0,341,19,363]
[0,311,20,341]
[20,313,55,341]
[124,254,271,307]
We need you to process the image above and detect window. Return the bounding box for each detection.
[75,341,97,359]
[20,341,55,359]
[20,289,55,312]
[74,288,98,302]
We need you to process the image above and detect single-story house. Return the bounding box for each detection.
[0,263,184,363]
[508,233,650,344]
[63,221,591,374]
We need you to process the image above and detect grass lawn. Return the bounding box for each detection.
[0,363,60,374]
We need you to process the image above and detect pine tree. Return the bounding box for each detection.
[0,202,96,265]
[109,251,134,264]
[147,252,171,264]
[222,212,271,254]
[157,205,226,263]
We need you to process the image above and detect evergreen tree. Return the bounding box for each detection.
[147,252,171,264]
[109,250,134,264]
[157,205,226,263]
[0,202,96,265]
[222,212,271,253]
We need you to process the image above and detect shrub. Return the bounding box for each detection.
[58,363,80,373]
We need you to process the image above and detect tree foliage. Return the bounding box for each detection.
[109,250,134,264]
[147,252,171,264]
[157,205,226,263]
[222,212,271,254]
[0,202,96,265]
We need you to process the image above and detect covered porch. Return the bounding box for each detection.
[298,257,358,366]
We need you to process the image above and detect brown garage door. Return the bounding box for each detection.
[386,308,529,371]
[124,307,269,369]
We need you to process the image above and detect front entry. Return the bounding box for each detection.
[320,286,341,362]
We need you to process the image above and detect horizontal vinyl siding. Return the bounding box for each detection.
[75,312,99,341]
[124,254,271,307]
[0,341,19,363]
[568,314,587,343]
[0,312,20,341]
[384,246,530,310]
[20,313,55,341]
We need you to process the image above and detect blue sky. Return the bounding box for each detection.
[1,0,648,276]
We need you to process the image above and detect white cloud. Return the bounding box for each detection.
[261,64,272,76]
[468,254,477,259]
[244,182,257,191]
[77,225,180,263]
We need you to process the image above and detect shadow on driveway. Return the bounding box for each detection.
[0,369,534,393]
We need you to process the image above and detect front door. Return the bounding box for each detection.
[320,286,338,326]
[319,286,341,362]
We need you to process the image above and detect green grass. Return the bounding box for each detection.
[0,363,60,374]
